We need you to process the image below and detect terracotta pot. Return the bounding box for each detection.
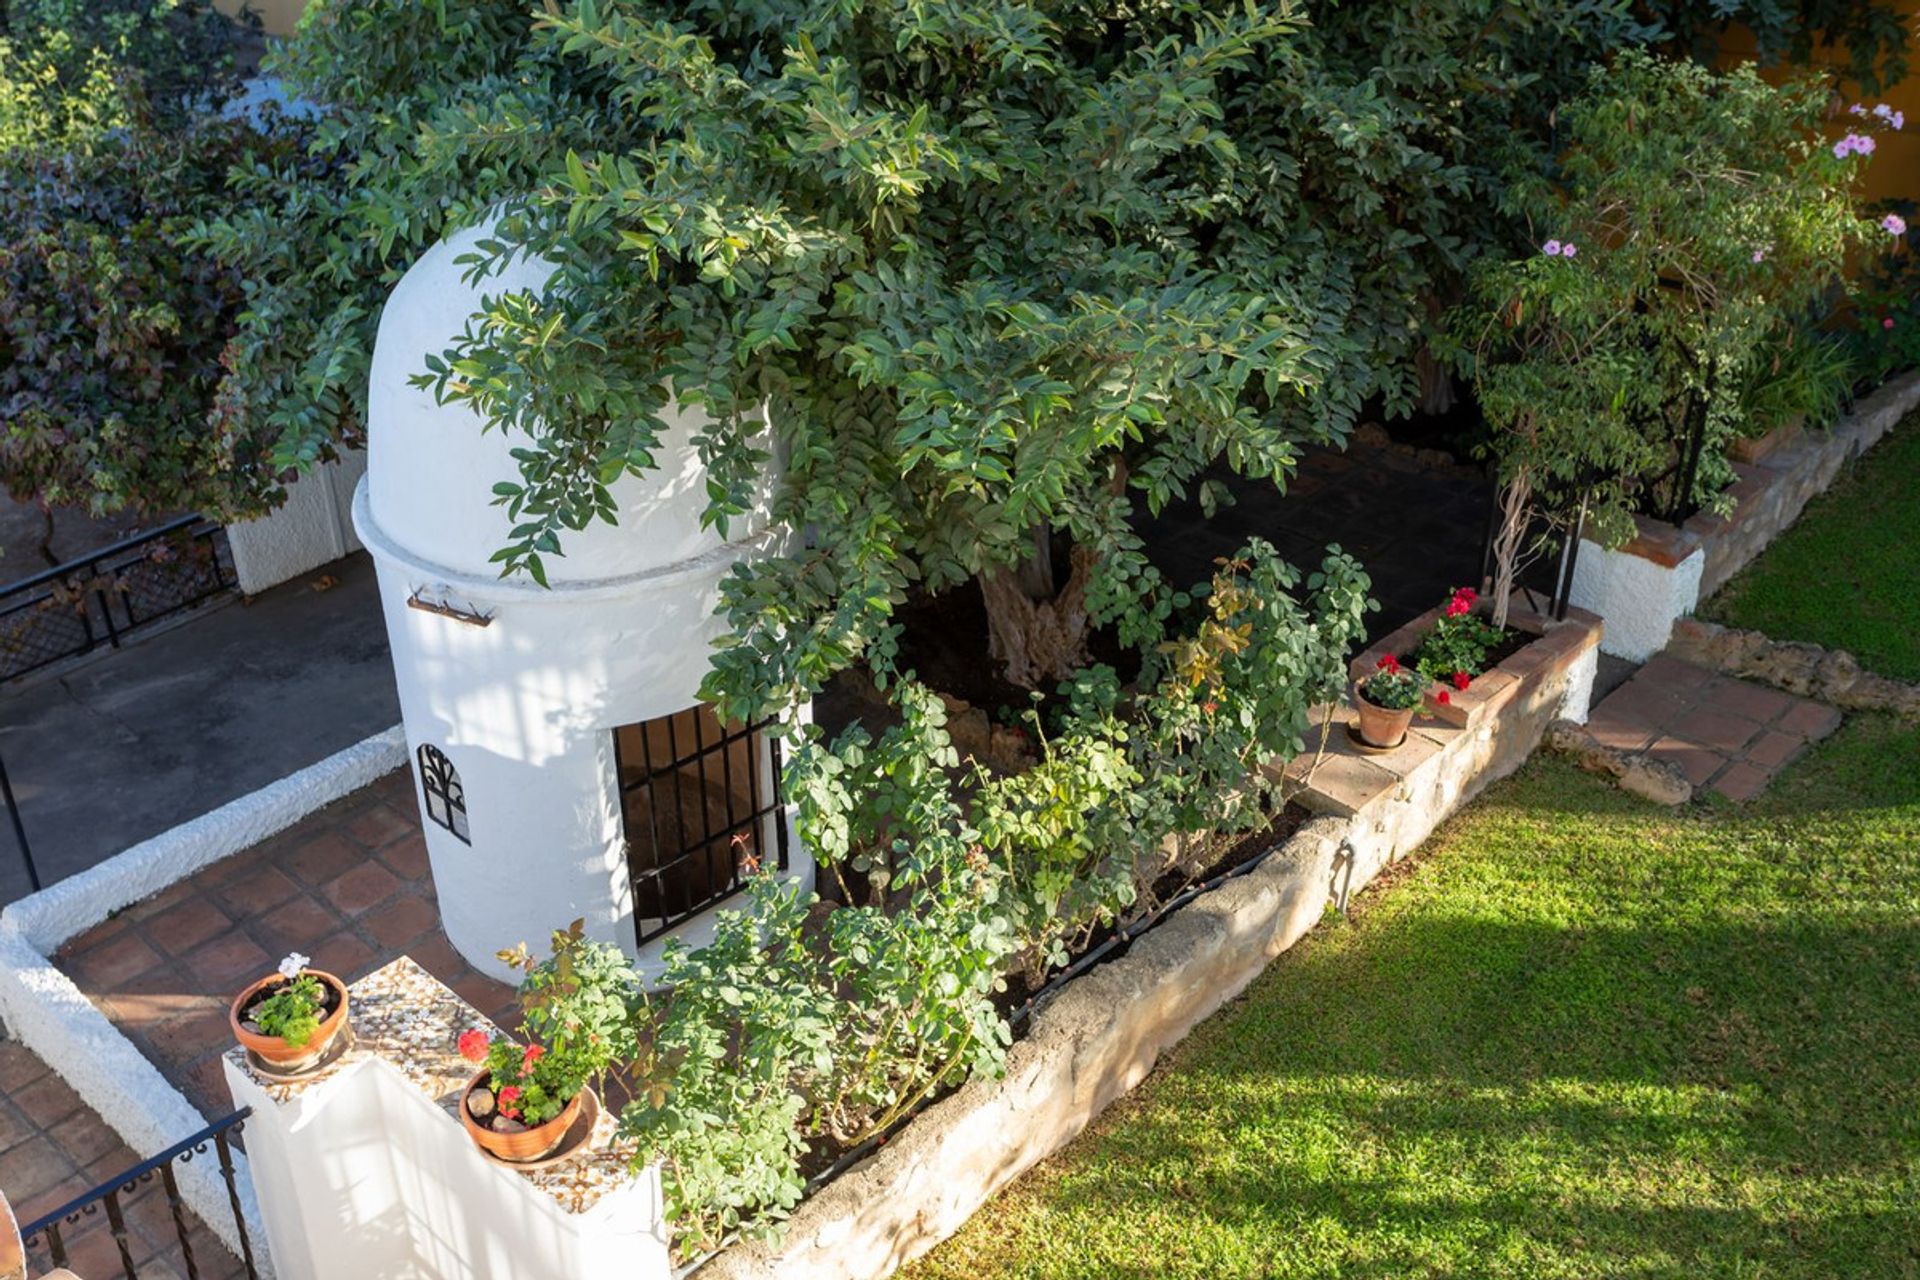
[1352,685,1415,749]
[229,970,349,1071]
[461,1070,588,1163]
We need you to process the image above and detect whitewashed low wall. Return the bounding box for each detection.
[1570,536,1703,663]
[1570,369,1920,660]
[0,727,407,1273]
[227,451,367,596]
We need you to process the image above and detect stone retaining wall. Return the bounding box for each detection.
[697,606,1602,1280]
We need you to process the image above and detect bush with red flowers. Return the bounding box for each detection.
[1411,587,1506,684]
[1357,653,1428,711]
[455,920,638,1130]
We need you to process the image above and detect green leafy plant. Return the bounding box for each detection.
[252,953,326,1047]
[1410,586,1505,684]
[1446,52,1874,626]
[458,920,638,1128]
[1738,327,1857,433]
[1356,655,1429,713]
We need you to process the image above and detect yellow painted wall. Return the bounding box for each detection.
[214,0,306,38]
[1714,6,1920,204]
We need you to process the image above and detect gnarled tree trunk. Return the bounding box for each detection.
[979,530,1094,689]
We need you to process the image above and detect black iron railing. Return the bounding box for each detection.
[0,515,234,683]
[20,1108,258,1280]
[615,710,790,945]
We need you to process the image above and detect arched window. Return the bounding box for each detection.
[417,744,469,844]
[612,707,787,942]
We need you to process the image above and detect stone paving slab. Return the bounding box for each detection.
[50,770,513,1122]
[0,1039,244,1280]
[1586,654,1843,802]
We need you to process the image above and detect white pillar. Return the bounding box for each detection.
[224,958,669,1280]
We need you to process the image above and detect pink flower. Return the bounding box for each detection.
[521,1044,546,1072]
[1884,317,1897,330]
[1751,249,1766,263]
[496,1085,522,1118]
[1541,239,1563,256]
[457,1028,489,1064]
[1561,243,1577,258]
[1850,103,1867,116]
[1883,214,1907,236]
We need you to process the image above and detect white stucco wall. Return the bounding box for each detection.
[360,216,807,984]
[228,1057,667,1280]
[1568,538,1704,663]
[227,450,368,595]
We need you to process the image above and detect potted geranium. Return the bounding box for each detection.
[455,921,637,1163]
[1352,653,1428,748]
[230,952,350,1072]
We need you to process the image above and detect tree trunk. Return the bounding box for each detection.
[1489,471,1533,632]
[36,504,57,567]
[980,538,1094,690]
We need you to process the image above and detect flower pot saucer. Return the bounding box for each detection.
[245,1025,356,1084]
[1344,722,1407,755]
[474,1087,600,1173]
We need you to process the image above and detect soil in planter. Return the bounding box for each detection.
[238,972,342,1034]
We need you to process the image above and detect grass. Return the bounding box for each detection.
[906,718,1920,1280]
[1705,408,1920,682]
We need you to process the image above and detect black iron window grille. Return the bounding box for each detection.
[19,1107,259,1280]
[417,744,470,844]
[0,516,234,683]
[613,706,788,944]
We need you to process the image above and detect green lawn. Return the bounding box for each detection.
[908,719,1920,1280]
[1705,409,1920,682]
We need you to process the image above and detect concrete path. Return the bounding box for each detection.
[0,552,399,902]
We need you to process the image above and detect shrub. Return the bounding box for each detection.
[1445,52,1874,624]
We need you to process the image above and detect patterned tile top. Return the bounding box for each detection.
[225,956,641,1214]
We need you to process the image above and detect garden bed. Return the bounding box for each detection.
[693,600,1601,1280]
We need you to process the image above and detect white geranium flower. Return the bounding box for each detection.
[278,951,311,981]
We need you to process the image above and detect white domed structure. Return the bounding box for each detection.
[353,220,811,983]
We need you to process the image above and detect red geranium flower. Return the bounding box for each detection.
[1376,653,1402,672]
[1452,671,1471,691]
[497,1085,522,1118]
[521,1044,546,1072]
[457,1028,489,1064]
[1436,690,1452,705]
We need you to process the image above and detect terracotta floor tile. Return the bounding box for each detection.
[144,1004,238,1065]
[180,933,271,994]
[364,896,439,952]
[0,1137,79,1199]
[1701,677,1794,726]
[323,862,402,917]
[1778,700,1844,741]
[1670,705,1763,755]
[214,864,302,920]
[1745,729,1805,770]
[282,832,367,889]
[402,930,468,988]
[146,898,234,958]
[8,1072,87,1129]
[254,894,344,951]
[44,1112,126,1169]
[0,1042,50,1092]
[375,832,431,883]
[1649,736,1727,788]
[1584,712,1660,754]
[308,933,379,985]
[1635,653,1717,698]
[1712,761,1774,803]
[65,933,164,990]
[346,803,417,850]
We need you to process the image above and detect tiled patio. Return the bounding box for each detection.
[0,1040,245,1280]
[52,768,514,1121]
[1584,653,1844,801]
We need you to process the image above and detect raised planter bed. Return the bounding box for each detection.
[1569,370,1920,660]
[694,601,1601,1280]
